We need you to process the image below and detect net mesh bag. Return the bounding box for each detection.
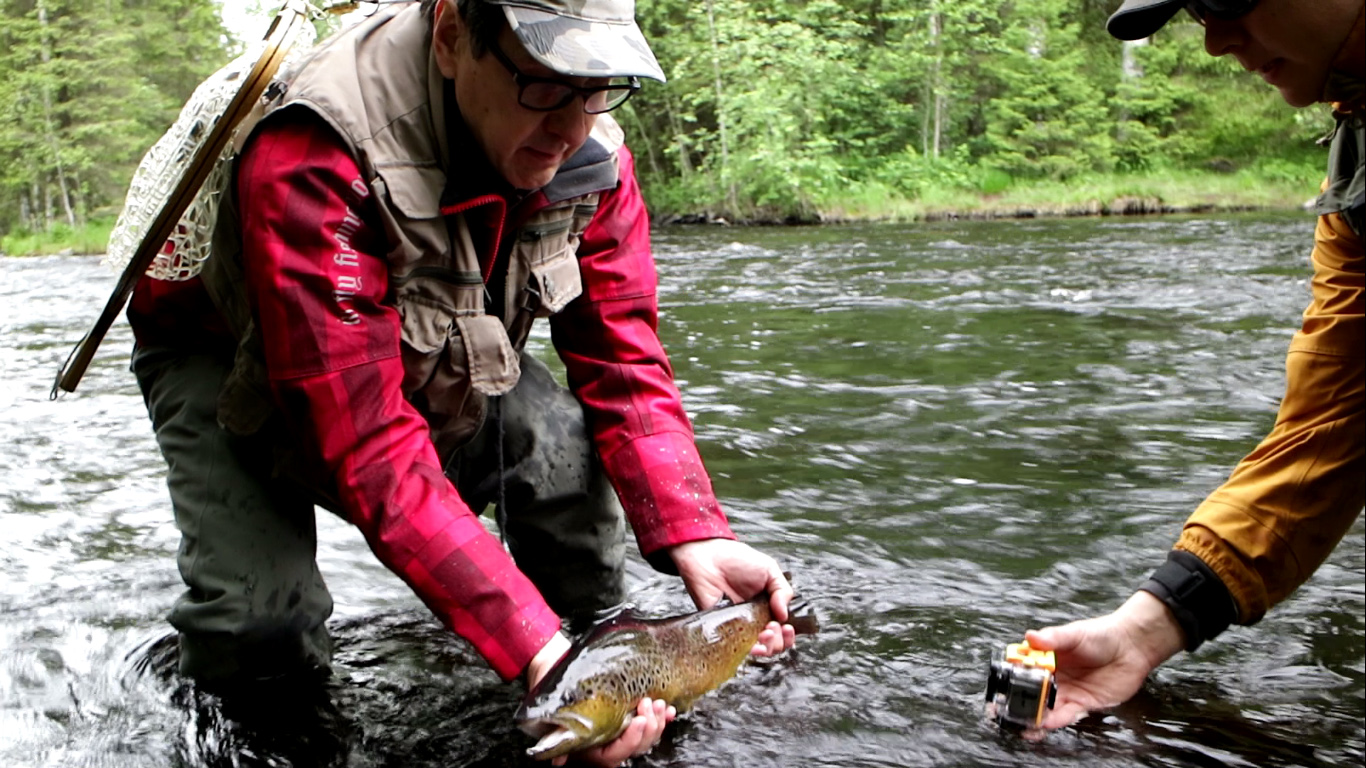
[104,25,317,280]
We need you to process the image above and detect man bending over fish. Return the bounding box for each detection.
[126,0,798,764]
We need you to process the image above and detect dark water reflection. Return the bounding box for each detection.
[1,212,1361,767]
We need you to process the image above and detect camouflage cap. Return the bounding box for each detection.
[1106,0,1184,41]
[488,0,666,82]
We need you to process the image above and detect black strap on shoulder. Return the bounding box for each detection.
[1138,550,1238,653]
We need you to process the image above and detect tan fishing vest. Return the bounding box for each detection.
[202,3,623,461]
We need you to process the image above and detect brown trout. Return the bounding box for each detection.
[515,595,819,760]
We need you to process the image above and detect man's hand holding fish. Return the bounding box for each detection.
[525,634,677,767]
[519,537,811,765]
[668,538,799,657]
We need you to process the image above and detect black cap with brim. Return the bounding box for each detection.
[1106,0,1185,40]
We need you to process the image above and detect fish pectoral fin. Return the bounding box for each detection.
[526,727,579,759]
[786,597,820,636]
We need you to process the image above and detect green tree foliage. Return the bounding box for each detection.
[1110,38,1200,171]
[0,0,229,236]
[983,0,1115,179]
[0,0,1328,237]
[629,0,1323,219]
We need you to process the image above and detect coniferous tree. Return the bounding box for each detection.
[0,0,229,235]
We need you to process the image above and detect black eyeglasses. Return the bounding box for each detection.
[1185,0,1260,24]
[487,38,640,115]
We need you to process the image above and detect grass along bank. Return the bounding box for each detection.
[1,167,1324,256]
[823,167,1322,223]
[651,165,1325,225]
[1,218,114,258]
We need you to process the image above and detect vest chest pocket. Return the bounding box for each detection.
[453,314,520,396]
[396,294,457,398]
[396,283,521,403]
[529,251,584,316]
[395,276,520,457]
[517,211,587,316]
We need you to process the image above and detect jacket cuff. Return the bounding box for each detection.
[1138,549,1239,652]
[484,603,565,682]
[396,513,565,681]
[599,430,736,573]
[1177,516,1272,624]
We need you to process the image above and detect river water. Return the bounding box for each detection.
[1,212,1361,768]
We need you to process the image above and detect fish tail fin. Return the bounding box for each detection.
[785,597,820,635]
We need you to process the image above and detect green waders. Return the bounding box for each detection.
[134,345,627,685]
[447,353,629,618]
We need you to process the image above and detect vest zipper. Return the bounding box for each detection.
[391,265,485,286]
[519,219,573,242]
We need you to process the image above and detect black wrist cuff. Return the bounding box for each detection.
[1138,550,1238,653]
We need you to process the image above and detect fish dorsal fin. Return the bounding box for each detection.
[567,602,638,639]
[711,595,736,609]
[594,601,638,624]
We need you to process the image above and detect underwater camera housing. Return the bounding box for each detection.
[985,641,1057,729]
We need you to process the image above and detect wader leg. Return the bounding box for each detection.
[451,354,627,620]
[133,346,333,685]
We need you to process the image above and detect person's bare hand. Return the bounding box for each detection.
[1024,591,1186,729]
[525,636,677,766]
[548,698,676,767]
[668,538,798,656]
[526,631,572,689]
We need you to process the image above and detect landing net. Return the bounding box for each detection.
[103,26,317,280]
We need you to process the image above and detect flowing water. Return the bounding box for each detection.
[1,212,1362,768]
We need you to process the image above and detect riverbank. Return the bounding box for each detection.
[0,219,114,258]
[1,169,1323,256]
[652,167,1322,225]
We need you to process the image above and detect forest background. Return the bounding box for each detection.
[0,0,1335,254]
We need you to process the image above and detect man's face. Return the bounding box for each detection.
[433,1,599,190]
[1201,0,1361,107]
